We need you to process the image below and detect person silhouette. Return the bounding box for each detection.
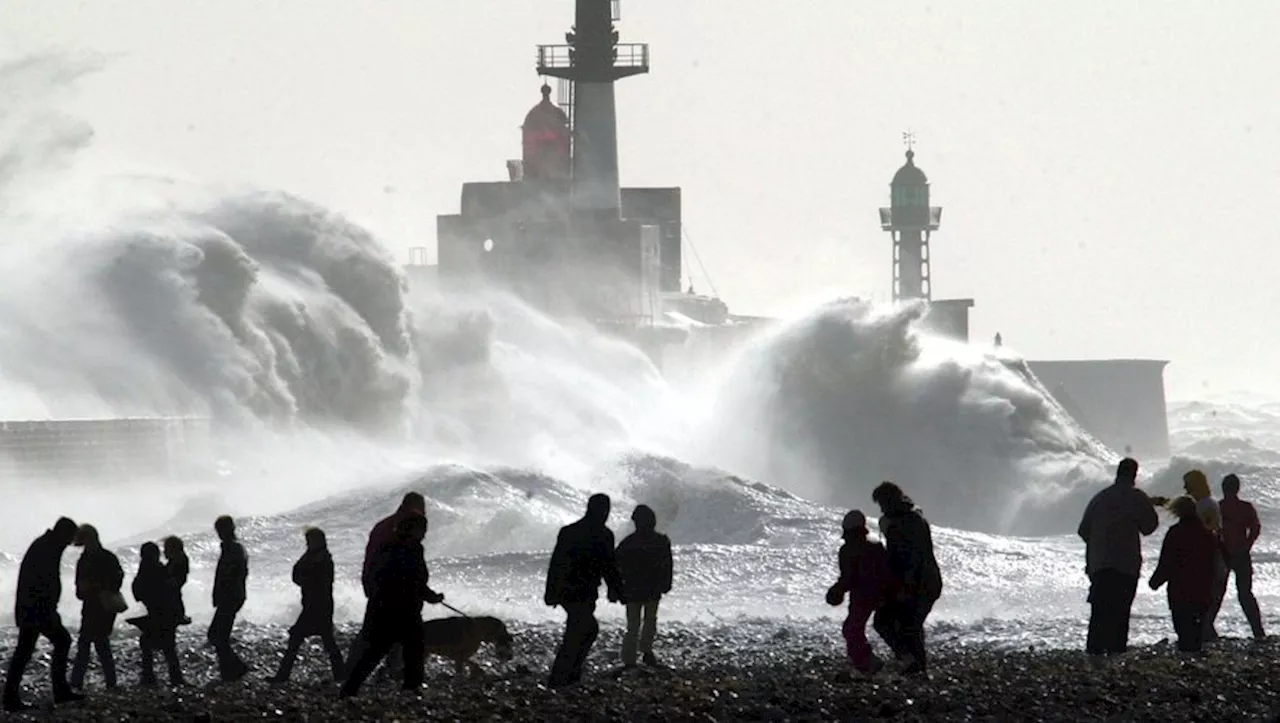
[615,504,673,668]
[130,542,186,687]
[209,515,250,681]
[271,528,345,684]
[545,494,624,688]
[340,515,444,698]
[69,524,124,691]
[4,517,85,712]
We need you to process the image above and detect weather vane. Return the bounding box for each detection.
[902,130,916,151]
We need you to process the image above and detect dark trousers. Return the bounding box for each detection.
[1086,569,1138,655]
[549,602,599,687]
[4,620,73,703]
[873,595,934,672]
[70,636,116,689]
[340,620,425,696]
[139,628,184,686]
[275,629,345,682]
[1225,552,1266,638]
[208,604,248,680]
[1170,602,1207,652]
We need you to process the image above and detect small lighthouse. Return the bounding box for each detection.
[877,140,973,340]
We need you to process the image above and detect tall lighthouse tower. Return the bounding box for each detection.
[879,139,942,301]
[536,0,650,221]
[878,140,974,340]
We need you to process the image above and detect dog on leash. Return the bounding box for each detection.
[422,615,514,677]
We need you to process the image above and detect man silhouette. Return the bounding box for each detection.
[545,494,624,688]
[4,517,85,712]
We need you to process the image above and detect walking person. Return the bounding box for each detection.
[340,515,445,698]
[131,542,186,687]
[544,494,625,688]
[348,492,426,679]
[3,517,85,712]
[1077,458,1160,656]
[271,528,345,684]
[1218,473,1266,639]
[1149,496,1218,653]
[826,510,893,676]
[69,525,125,691]
[209,515,250,681]
[615,504,673,668]
[871,482,942,675]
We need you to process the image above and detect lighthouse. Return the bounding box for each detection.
[878,144,973,340]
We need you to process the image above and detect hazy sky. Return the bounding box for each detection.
[3,1,1278,400]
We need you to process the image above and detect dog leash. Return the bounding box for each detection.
[441,601,470,618]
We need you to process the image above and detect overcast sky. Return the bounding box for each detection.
[3,1,1278,400]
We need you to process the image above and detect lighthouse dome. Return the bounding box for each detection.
[891,149,928,186]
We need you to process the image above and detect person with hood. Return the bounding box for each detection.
[1149,496,1218,653]
[347,492,426,677]
[544,493,625,688]
[1183,469,1228,642]
[871,482,942,675]
[209,515,250,681]
[340,514,445,698]
[271,527,345,684]
[4,517,85,712]
[826,510,892,676]
[1077,458,1160,656]
[69,524,125,691]
[615,504,674,668]
[131,542,186,687]
[163,536,190,626]
[1218,473,1265,639]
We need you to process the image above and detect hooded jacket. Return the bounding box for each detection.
[833,535,893,608]
[615,528,673,602]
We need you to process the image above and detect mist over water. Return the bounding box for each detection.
[1,54,1276,650]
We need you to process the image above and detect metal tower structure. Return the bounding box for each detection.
[536,0,649,221]
[879,140,943,302]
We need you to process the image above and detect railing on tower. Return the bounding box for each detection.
[536,43,650,74]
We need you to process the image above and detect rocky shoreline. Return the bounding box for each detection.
[1,619,1278,721]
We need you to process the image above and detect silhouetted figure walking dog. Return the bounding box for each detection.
[340,514,445,698]
[545,494,624,688]
[70,524,124,691]
[4,517,85,712]
[209,515,250,681]
[272,528,345,684]
[130,542,186,687]
[347,492,426,680]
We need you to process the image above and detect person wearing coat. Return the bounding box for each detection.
[544,494,625,689]
[871,482,942,676]
[131,542,186,687]
[340,515,445,698]
[1150,496,1219,653]
[271,528,345,683]
[3,517,85,712]
[209,515,250,682]
[615,505,674,668]
[826,510,893,676]
[69,524,125,691]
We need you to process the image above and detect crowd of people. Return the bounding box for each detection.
[0,461,1266,711]
[1078,458,1267,655]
